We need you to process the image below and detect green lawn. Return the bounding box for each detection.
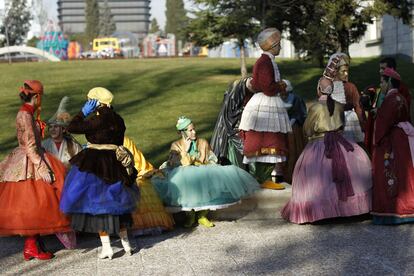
[0,57,413,166]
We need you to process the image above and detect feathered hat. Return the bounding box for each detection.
[48,96,72,127]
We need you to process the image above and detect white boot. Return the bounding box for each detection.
[119,230,133,255]
[98,235,113,260]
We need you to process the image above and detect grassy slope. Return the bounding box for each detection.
[0,57,412,166]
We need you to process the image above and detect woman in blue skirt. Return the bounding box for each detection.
[60,87,139,259]
[152,116,259,228]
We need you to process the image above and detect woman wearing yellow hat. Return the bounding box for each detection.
[60,87,139,259]
[152,116,259,228]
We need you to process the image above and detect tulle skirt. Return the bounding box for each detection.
[281,138,372,224]
[0,153,71,236]
[131,178,174,236]
[152,165,259,212]
[60,165,139,216]
[239,93,291,133]
[70,213,133,235]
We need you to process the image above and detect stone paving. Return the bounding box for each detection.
[1,187,413,275]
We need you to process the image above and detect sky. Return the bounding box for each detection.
[151,0,193,30]
[0,0,193,31]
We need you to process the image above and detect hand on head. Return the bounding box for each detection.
[82,99,99,117]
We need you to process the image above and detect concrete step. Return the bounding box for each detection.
[211,185,292,221]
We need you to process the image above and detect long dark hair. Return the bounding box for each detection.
[19,92,35,103]
[63,133,80,158]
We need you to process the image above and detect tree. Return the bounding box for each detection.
[187,1,265,77]
[0,0,31,46]
[85,0,100,43]
[99,0,116,36]
[27,36,40,48]
[149,18,161,33]
[165,0,189,54]
[249,0,301,29]
[32,0,48,36]
[31,0,49,52]
[282,0,337,67]
[269,0,413,66]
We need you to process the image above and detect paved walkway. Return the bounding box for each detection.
[1,187,413,275]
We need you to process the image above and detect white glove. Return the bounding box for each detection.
[41,172,52,183]
[38,162,53,183]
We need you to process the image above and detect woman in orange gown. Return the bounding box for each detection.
[0,80,71,260]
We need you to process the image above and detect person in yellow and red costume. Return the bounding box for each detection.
[0,80,71,260]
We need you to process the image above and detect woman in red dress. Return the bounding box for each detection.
[372,68,414,224]
[0,80,71,260]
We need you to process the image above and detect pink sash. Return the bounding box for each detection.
[397,121,414,167]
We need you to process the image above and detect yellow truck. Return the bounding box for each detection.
[92,37,121,57]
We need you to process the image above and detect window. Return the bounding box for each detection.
[368,17,382,41]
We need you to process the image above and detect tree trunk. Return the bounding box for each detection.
[240,44,247,78]
[337,30,350,55]
[318,54,324,68]
[261,0,267,28]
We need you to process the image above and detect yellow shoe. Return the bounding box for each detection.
[198,216,215,228]
[184,210,196,228]
[261,180,285,190]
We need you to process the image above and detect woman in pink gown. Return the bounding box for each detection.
[281,74,372,224]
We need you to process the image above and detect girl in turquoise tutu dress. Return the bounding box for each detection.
[152,116,259,228]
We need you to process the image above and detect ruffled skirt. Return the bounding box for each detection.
[281,138,372,224]
[152,165,259,212]
[70,213,133,235]
[60,165,139,215]
[239,93,291,133]
[0,153,71,236]
[130,178,174,236]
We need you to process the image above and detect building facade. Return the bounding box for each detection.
[58,0,150,39]
[349,14,414,62]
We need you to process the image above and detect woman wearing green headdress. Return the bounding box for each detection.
[152,116,260,228]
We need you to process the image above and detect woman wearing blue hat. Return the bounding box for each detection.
[152,116,259,228]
